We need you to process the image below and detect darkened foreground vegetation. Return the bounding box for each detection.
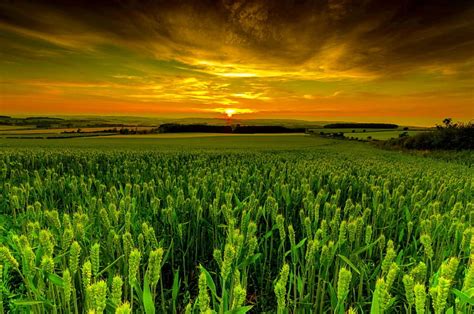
[158,123,305,133]
[383,119,473,150]
[324,123,398,129]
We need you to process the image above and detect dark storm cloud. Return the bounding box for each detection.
[1,0,473,77]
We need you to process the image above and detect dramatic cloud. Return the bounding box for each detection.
[1,0,473,124]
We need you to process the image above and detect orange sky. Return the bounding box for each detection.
[1,1,473,126]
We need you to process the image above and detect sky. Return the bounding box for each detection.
[0,0,473,125]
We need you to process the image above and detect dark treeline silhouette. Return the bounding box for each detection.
[383,119,473,150]
[116,128,157,135]
[158,124,232,133]
[324,123,398,129]
[233,125,305,133]
[25,117,64,121]
[158,124,305,134]
[0,116,64,127]
[0,116,137,129]
[62,127,160,135]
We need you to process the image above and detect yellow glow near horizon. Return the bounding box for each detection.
[225,109,236,117]
[206,108,255,117]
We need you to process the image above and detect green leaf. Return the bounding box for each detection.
[233,194,242,208]
[452,288,474,305]
[370,288,381,314]
[11,300,45,306]
[143,276,156,314]
[327,282,338,311]
[354,237,381,255]
[97,255,124,277]
[403,205,411,222]
[47,273,64,287]
[294,238,307,250]
[240,253,262,267]
[263,227,276,239]
[284,238,307,257]
[297,276,303,295]
[338,254,361,275]
[172,269,180,308]
[225,305,253,314]
[162,240,173,263]
[133,281,144,304]
[199,265,220,302]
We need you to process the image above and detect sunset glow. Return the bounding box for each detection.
[225,109,236,118]
[0,1,473,125]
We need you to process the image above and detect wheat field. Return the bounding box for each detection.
[0,137,473,313]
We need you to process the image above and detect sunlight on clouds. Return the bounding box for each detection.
[188,58,378,81]
[203,108,256,117]
[219,72,257,78]
[0,0,473,124]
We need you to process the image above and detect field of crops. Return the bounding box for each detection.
[0,136,473,313]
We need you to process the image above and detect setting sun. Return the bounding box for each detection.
[225,109,236,118]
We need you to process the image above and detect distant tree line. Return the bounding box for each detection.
[158,124,306,134]
[63,127,160,135]
[158,124,232,133]
[0,116,64,127]
[0,116,146,129]
[324,123,398,129]
[383,119,473,150]
[233,125,305,133]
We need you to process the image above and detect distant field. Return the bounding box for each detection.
[0,125,32,131]
[0,133,329,150]
[103,133,307,138]
[2,133,117,139]
[0,126,154,134]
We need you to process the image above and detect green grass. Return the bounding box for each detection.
[0,135,472,313]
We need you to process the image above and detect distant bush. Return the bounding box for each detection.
[383,120,473,150]
[318,131,346,139]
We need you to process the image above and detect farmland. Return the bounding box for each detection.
[0,135,473,313]
[310,128,430,141]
